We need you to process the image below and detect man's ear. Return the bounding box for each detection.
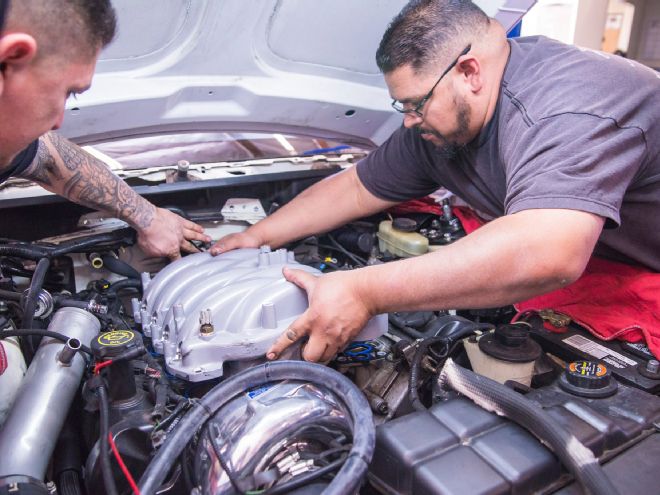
[456,56,483,93]
[0,33,38,94]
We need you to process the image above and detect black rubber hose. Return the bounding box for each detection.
[388,313,427,339]
[97,385,119,495]
[0,244,50,260]
[55,298,90,311]
[138,361,375,495]
[54,409,85,495]
[51,230,135,257]
[408,326,481,411]
[0,288,21,301]
[101,254,140,279]
[0,329,93,355]
[107,278,142,295]
[56,470,84,495]
[409,336,451,411]
[0,230,134,261]
[22,257,50,331]
[438,358,621,495]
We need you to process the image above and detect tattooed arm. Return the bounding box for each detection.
[19,132,210,259]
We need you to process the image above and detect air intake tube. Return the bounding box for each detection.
[0,308,100,487]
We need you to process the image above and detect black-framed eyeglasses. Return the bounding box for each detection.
[391,44,472,117]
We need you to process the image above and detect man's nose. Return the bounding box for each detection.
[402,112,423,129]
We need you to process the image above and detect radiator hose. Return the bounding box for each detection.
[438,358,621,495]
[138,361,375,495]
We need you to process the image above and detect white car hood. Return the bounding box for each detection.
[61,0,535,147]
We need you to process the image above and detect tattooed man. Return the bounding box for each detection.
[0,0,210,259]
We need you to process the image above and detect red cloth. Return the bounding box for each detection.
[387,197,443,216]
[515,257,660,359]
[451,206,487,233]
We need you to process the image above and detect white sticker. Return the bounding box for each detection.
[563,335,637,368]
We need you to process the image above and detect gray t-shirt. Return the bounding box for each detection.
[357,36,660,271]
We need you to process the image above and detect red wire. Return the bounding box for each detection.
[108,432,141,495]
[94,359,113,374]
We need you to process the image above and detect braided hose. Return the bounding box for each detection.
[438,358,620,495]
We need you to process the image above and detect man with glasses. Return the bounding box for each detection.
[212,0,659,363]
[0,0,210,260]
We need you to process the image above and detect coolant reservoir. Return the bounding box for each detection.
[377,219,428,257]
[465,324,542,387]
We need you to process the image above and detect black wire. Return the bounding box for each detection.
[97,385,119,495]
[0,329,93,355]
[409,337,466,411]
[325,235,367,266]
[154,401,189,433]
[207,429,245,494]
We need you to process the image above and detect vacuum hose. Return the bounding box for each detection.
[138,361,375,495]
[438,358,621,495]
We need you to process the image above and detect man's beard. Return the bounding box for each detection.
[417,96,471,159]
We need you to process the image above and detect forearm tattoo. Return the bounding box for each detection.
[21,132,155,230]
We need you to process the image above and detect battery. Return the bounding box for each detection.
[530,323,660,394]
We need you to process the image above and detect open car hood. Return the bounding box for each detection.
[61,0,536,148]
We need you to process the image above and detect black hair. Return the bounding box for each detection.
[376,0,489,74]
[6,0,116,59]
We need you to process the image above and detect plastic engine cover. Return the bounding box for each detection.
[136,247,386,381]
[369,379,660,494]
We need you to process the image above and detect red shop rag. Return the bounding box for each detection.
[515,257,660,360]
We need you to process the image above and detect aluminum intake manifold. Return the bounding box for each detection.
[134,247,386,381]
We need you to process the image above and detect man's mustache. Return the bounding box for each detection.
[415,127,439,137]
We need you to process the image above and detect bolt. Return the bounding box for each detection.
[647,360,659,374]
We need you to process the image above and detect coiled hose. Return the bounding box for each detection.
[438,358,621,495]
[138,361,375,495]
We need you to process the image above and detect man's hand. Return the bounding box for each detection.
[267,267,374,362]
[210,230,263,255]
[137,207,211,261]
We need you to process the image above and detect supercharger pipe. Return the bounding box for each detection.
[0,308,100,480]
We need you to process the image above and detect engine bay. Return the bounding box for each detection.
[0,187,658,495]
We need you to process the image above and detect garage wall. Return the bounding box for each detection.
[519,0,609,50]
[627,0,660,68]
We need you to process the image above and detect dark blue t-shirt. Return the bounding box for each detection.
[0,140,39,184]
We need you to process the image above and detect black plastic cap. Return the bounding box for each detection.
[478,324,542,363]
[392,217,418,232]
[559,361,618,398]
[91,329,138,359]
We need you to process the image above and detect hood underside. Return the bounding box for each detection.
[61,0,535,147]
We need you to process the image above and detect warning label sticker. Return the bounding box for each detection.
[563,334,637,369]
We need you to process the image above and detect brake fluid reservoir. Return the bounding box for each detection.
[377,219,428,258]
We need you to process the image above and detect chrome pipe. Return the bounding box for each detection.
[0,308,100,480]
